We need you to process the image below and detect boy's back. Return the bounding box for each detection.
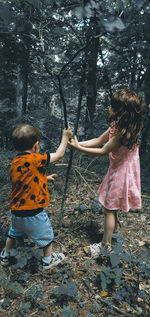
[1,123,72,270]
[10,152,50,213]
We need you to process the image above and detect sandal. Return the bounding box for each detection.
[83,242,112,259]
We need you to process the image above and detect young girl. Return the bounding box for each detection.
[68,89,144,258]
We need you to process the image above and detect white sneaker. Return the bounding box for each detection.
[42,252,65,270]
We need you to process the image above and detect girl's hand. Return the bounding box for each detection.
[47,173,58,181]
[68,135,79,149]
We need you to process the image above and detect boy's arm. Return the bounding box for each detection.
[69,133,120,156]
[78,128,110,147]
[50,127,72,163]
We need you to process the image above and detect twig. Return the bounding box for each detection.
[60,150,74,219]
[57,75,68,129]
[55,163,95,175]
[30,311,38,316]
[83,279,135,316]
[84,157,99,172]
[74,168,96,194]
[59,42,91,75]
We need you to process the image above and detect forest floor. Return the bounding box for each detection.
[0,151,150,317]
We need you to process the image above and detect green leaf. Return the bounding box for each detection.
[8,281,24,294]
[114,268,123,286]
[53,281,78,299]
[110,253,121,267]
[113,242,123,254]
[18,301,32,313]
[121,252,132,263]
[61,305,77,317]
[99,272,107,290]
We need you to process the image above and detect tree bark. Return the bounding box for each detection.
[22,62,29,114]
[16,65,23,117]
[140,65,150,152]
[85,17,100,136]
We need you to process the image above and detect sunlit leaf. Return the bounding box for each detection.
[99,290,108,297]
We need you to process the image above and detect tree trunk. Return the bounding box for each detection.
[21,48,29,114]
[16,65,23,117]
[140,114,150,153]
[140,66,150,152]
[22,63,29,114]
[85,17,100,136]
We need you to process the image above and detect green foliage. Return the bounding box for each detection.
[25,284,43,301]
[98,266,123,290]
[0,267,23,294]
[18,301,32,313]
[97,242,133,290]
[133,249,150,277]
[0,267,9,288]
[113,283,138,305]
[84,259,95,268]
[60,305,77,317]
[7,281,24,295]
[53,281,78,301]
[110,242,132,267]
[110,253,121,267]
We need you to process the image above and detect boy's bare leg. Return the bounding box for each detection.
[102,208,117,244]
[5,236,16,253]
[43,242,52,257]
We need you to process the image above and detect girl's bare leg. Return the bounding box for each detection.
[102,208,117,244]
[114,212,118,232]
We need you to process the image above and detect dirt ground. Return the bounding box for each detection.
[0,152,150,317]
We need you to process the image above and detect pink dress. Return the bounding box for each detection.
[98,124,142,212]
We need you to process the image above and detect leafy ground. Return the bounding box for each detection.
[0,151,150,317]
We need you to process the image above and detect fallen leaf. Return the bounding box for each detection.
[137,298,144,302]
[83,246,89,255]
[138,241,146,246]
[77,249,84,256]
[100,291,108,297]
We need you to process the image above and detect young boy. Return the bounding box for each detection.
[1,123,72,270]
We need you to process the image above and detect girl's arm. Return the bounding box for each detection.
[68,133,120,156]
[47,173,58,181]
[79,128,110,147]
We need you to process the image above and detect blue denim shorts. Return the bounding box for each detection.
[8,209,54,248]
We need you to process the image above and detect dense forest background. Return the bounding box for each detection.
[0,1,150,317]
[0,0,150,151]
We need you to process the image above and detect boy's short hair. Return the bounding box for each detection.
[11,123,41,151]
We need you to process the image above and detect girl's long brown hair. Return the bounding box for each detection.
[107,89,144,148]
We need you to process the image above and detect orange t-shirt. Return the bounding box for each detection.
[10,152,50,211]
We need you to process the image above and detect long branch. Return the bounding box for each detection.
[59,41,91,75]
[59,60,86,219]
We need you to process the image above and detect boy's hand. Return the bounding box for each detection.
[63,127,72,139]
[68,136,79,149]
[47,173,58,181]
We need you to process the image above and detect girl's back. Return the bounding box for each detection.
[98,88,144,213]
